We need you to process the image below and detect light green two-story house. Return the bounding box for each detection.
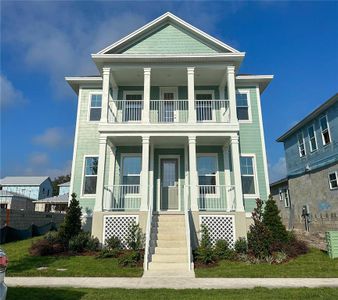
[66,12,272,275]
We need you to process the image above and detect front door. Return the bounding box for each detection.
[160,158,179,210]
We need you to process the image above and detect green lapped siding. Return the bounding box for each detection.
[122,24,220,54]
[238,87,269,212]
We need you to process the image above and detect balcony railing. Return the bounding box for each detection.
[195,99,230,123]
[108,99,230,124]
[150,100,188,123]
[103,185,141,211]
[198,185,236,211]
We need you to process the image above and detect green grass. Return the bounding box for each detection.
[1,237,143,277]
[7,287,338,300]
[195,248,338,277]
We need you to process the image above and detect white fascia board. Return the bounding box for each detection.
[97,12,240,54]
[65,77,102,94]
[235,75,274,94]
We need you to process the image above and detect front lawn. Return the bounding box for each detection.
[7,287,338,300]
[195,248,338,278]
[1,237,143,277]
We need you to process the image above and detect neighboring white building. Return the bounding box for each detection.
[34,193,68,213]
[58,181,70,195]
[0,176,53,200]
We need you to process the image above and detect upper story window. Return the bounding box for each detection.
[307,125,318,152]
[297,132,306,157]
[195,92,214,122]
[328,171,338,190]
[236,90,250,121]
[320,115,331,146]
[240,156,256,195]
[89,94,102,121]
[123,92,143,122]
[83,156,98,195]
[197,155,217,194]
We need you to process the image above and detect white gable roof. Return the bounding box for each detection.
[0,176,50,186]
[97,12,240,55]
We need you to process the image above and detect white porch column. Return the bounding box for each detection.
[188,136,199,211]
[222,141,232,211]
[187,67,196,123]
[140,135,150,211]
[149,144,154,210]
[101,67,111,123]
[230,135,245,212]
[105,142,116,210]
[143,68,151,123]
[94,136,108,212]
[227,66,237,123]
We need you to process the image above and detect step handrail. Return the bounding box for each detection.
[184,186,193,271]
[143,197,153,271]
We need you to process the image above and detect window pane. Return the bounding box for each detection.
[236,93,248,106]
[196,94,212,100]
[198,175,216,186]
[240,157,254,175]
[126,94,142,100]
[85,157,98,175]
[242,176,255,194]
[90,107,101,121]
[91,95,102,107]
[84,177,97,194]
[122,176,140,185]
[323,131,331,145]
[320,117,328,131]
[122,156,141,176]
[237,107,249,120]
[197,156,217,175]
[308,126,315,138]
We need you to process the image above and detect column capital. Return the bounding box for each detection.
[226,65,235,74]
[142,135,150,144]
[187,67,195,74]
[144,67,151,75]
[188,135,196,144]
[99,136,108,145]
[230,135,239,144]
[102,67,111,75]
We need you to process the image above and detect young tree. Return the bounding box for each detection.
[247,198,272,259]
[58,193,82,244]
[263,194,289,244]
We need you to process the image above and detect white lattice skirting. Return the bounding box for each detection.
[200,215,235,247]
[103,215,138,247]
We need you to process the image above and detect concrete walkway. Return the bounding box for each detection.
[5,277,338,289]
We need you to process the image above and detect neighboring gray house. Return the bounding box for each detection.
[0,176,53,200]
[58,181,70,195]
[276,93,338,231]
[0,190,35,211]
[34,193,68,213]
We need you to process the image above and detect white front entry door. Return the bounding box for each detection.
[160,158,179,210]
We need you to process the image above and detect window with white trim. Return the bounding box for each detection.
[124,93,143,122]
[240,156,256,195]
[197,155,217,194]
[121,155,141,193]
[89,94,102,121]
[328,172,338,190]
[83,157,98,194]
[307,125,317,152]
[278,188,290,207]
[320,115,331,146]
[236,91,249,121]
[297,132,306,157]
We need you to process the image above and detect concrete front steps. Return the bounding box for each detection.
[143,213,195,278]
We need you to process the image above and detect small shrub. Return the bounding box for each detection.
[106,236,122,251]
[284,237,308,258]
[195,224,216,265]
[69,232,99,253]
[273,251,287,264]
[234,237,248,254]
[118,250,143,267]
[96,248,120,259]
[30,239,53,256]
[126,222,145,251]
[214,240,235,260]
[44,231,61,244]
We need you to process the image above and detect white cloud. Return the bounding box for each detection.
[268,156,287,183]
[0,74,28,108]
[28,152,49,166]
[33,127,73,148]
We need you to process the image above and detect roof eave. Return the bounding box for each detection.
[236,75,274,93]
[65,77,102,94]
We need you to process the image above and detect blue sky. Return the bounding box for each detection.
[1,1,337,181]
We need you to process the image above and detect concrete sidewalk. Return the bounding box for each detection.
[5,277,338,289]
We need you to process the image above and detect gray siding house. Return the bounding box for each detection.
[276,93,338,231]
[0,176,53,200]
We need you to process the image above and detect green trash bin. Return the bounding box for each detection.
[326,231,338,259]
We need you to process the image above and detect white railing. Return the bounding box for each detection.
[198,185,236,211]
[150,100,188,123]
[103,185,141,210]
[108,100,143,123]
[195,99,230,123]
[184,186,193,271]
[143,195,153,271]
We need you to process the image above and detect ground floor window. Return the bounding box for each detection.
[240,155,257,195]
[197,154,217,194]
[328,171,338,190]
[83,156,98,195]
[279,188,291,208]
